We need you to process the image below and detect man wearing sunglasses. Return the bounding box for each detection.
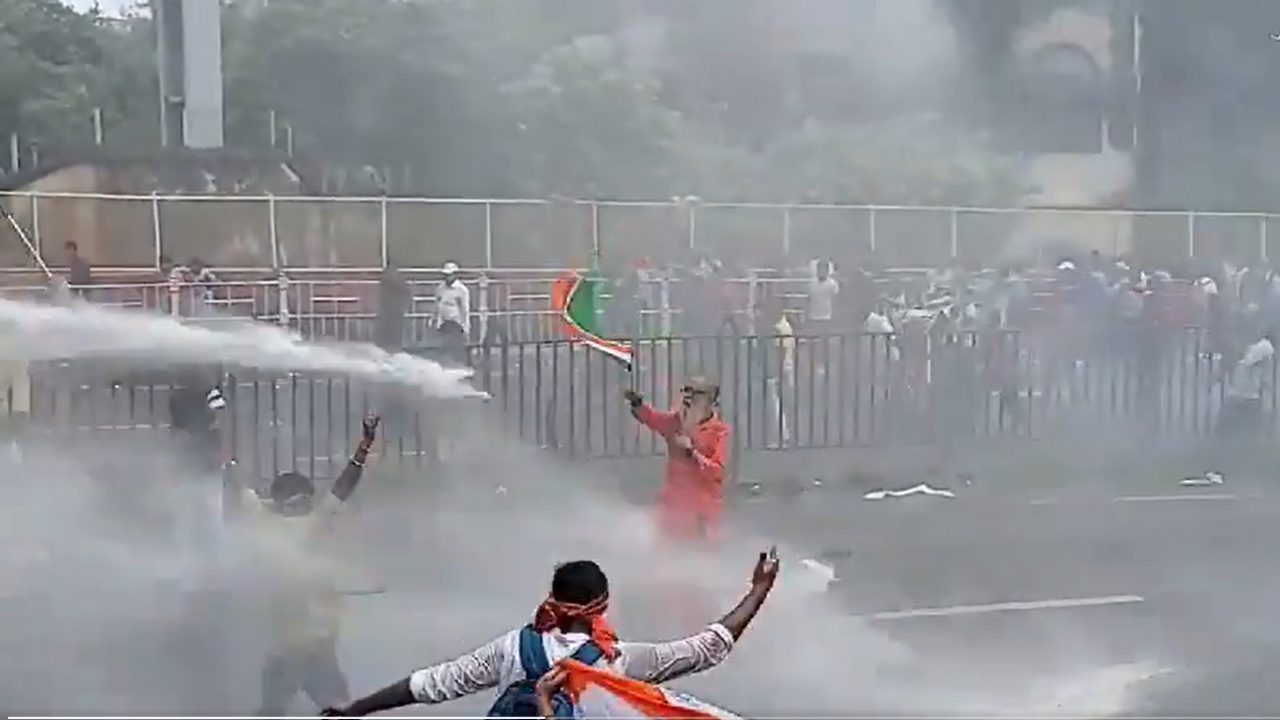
[623,376,730,545]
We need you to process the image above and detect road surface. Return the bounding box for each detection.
[732,483,1280,716]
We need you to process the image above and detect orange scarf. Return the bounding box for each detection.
[532,593,620,660]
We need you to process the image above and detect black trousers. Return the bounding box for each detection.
[257,637,349,716]
[438,320,468,365]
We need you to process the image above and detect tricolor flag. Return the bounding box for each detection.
[552,271,632,368]
[561,659,743,720]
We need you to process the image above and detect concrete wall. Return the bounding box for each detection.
[1,165,103,267]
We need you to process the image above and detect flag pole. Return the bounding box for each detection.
[0,204,51,279]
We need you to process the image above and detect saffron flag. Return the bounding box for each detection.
[552,271,633,368]
[562,659,743,720]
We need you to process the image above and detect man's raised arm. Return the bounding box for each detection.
[623,390,679,435]
[331,413,380,502]
[616,547,779,685]
[321,631,510,717]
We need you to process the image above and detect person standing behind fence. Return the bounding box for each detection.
[433,261,470,364]
[767,306,796,448]
[64,240,92,298]
[1199,328,1276,484]
[375,264,410,351]
[807,259,840,334]
[169,372,228,471]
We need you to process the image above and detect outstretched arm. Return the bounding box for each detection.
[321,632,511,717]
[331,414,380,502]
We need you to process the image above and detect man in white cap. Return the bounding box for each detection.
[434,261,470,362]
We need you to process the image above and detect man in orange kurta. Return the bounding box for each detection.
[624,377,730,545]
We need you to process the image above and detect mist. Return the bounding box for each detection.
[0,398,1168,717]
[0,292,1163,717]
[6,0,1268,716]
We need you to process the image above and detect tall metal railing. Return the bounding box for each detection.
[3,191,1279,271]
[6,330,1271,481]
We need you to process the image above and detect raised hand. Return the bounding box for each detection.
[361,413,381,445]
[751,546,780,590]
[622,390,643,409]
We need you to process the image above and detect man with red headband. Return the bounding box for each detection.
[321,548,779,717]
[623,376,730,545]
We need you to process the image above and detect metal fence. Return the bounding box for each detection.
[0,272,918,345]
[4,191,1280,271]
[7,329,1272,480]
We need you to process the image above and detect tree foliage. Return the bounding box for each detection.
[1,0,1028,206]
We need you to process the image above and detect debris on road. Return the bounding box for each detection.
[863,483,957,500]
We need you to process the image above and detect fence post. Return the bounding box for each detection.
[781,205,791,257]
[1187,211,1196,259]
[659,274,672,336]
[477,273,490,344]
[379,196,389,268]
[868,206,877,254]
[267,194,280,269]
[687,201,697,251]
[276,271,291,328]
[30,192,41,257]
[746,269,759,336]
[167,272,181,318]
[1259,212,1269,263]
[150,193,163,268]
[590,201,601,263]
[949,207,959,260]
[484,200,494,268]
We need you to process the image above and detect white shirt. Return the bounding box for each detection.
[1227,338,1275,400]
[807,277,840,322]
[408,623,734,704]
[436,280,471,334]
[774,316,796,376]
[862,311,893,334]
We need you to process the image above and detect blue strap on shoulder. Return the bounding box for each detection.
[569,639,605,667]
[517,625,551,679]
[518,625,605,680]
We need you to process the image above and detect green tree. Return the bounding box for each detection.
[0,0,1028,211]
[758,118,1026,206]
[0,0,106,150]
[502,34,684,199]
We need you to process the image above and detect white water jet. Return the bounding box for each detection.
[0,298,483,400]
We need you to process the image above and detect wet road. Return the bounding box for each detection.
[738,485,1280,716]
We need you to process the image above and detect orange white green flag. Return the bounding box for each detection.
[551,271,633,368]
[560,659,743,720]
